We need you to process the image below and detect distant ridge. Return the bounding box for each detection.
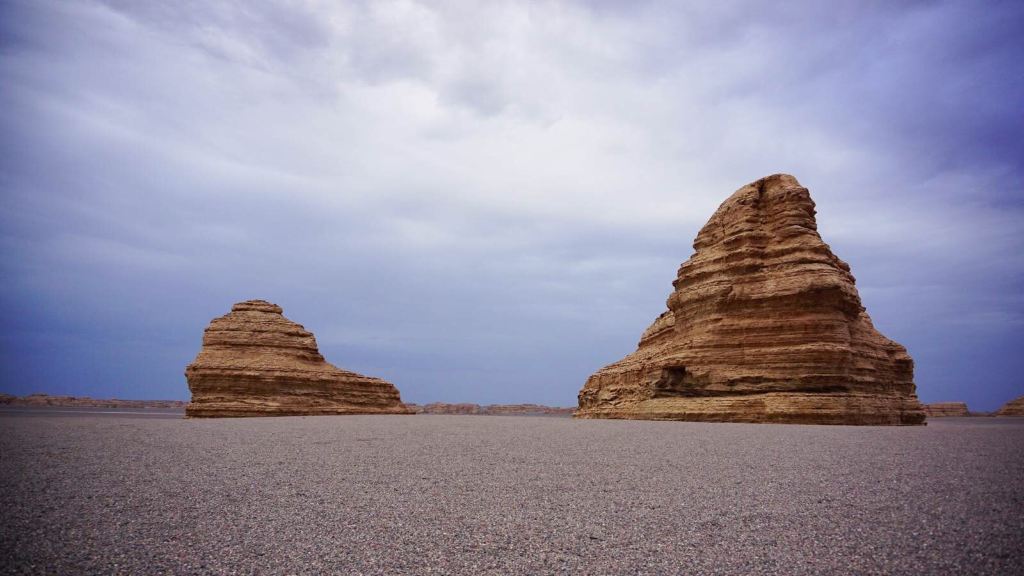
[0,394,577,416]
[922,402,970,417]
[0,393,186,409]
[407,403,575,416]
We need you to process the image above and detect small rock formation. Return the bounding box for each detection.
[185,300,411,417]
[483,404,576,416]
[407,403,576,416]
[922,402,970,417]
[577,174,926,425]
[996,396,1024,416]
[411,403,484,415]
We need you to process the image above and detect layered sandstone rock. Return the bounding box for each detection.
[996,396,1024,416]
[185,300,411,417]
[922,402,970,417]
[577,174,925,425]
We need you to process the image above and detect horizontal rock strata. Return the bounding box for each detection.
[996,396,1024,416]
[577,174,925,425]
[922,402,970,417]
[185,300,411,417]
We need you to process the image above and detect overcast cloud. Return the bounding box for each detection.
[1,0,1022,409]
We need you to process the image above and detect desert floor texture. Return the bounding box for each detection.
[1,412,1022,575]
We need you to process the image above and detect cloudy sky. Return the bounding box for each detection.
[1,0,1022,410]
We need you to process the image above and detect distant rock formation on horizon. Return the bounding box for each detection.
[407,403,576,416]
[0,393,186,409]
[185,300,411,417]
[922,402,970,417]
[576,174,926,425]
[482,404,576,416]
[995,396,1024,416]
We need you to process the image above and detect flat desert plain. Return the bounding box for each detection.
[1,412,1022,575]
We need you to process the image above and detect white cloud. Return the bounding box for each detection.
[1,0,1021,407]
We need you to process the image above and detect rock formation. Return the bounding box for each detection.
[996,396,1024,416]
[185,300,411,417]
[922,402,970,417]
[410,402,484,415]
[482,404,576,416]
[0,394,186,409]
[577,174,926,425]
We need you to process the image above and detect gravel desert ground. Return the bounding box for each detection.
[1,412,1022,575]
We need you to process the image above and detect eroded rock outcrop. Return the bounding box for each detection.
[577,174,925,425]
[185,300,411,417]
[922,402,970,417]
[996,396,1024,416]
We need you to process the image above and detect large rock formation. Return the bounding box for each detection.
[577,174,926,425]
[922,402,970,417]
[996,396,1024,416]
[186,300,411,417]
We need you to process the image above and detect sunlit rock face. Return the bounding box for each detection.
[577,174,926,425]
[186,300,411,418]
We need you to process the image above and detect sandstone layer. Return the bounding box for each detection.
[185,300,411,417]
[922,402,970,417]
[577,174,925,425]
[996,396,1024,416]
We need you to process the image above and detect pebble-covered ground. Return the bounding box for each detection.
[1,412,1022,575]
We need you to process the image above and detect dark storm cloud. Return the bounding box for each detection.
[1,0,1021,409]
